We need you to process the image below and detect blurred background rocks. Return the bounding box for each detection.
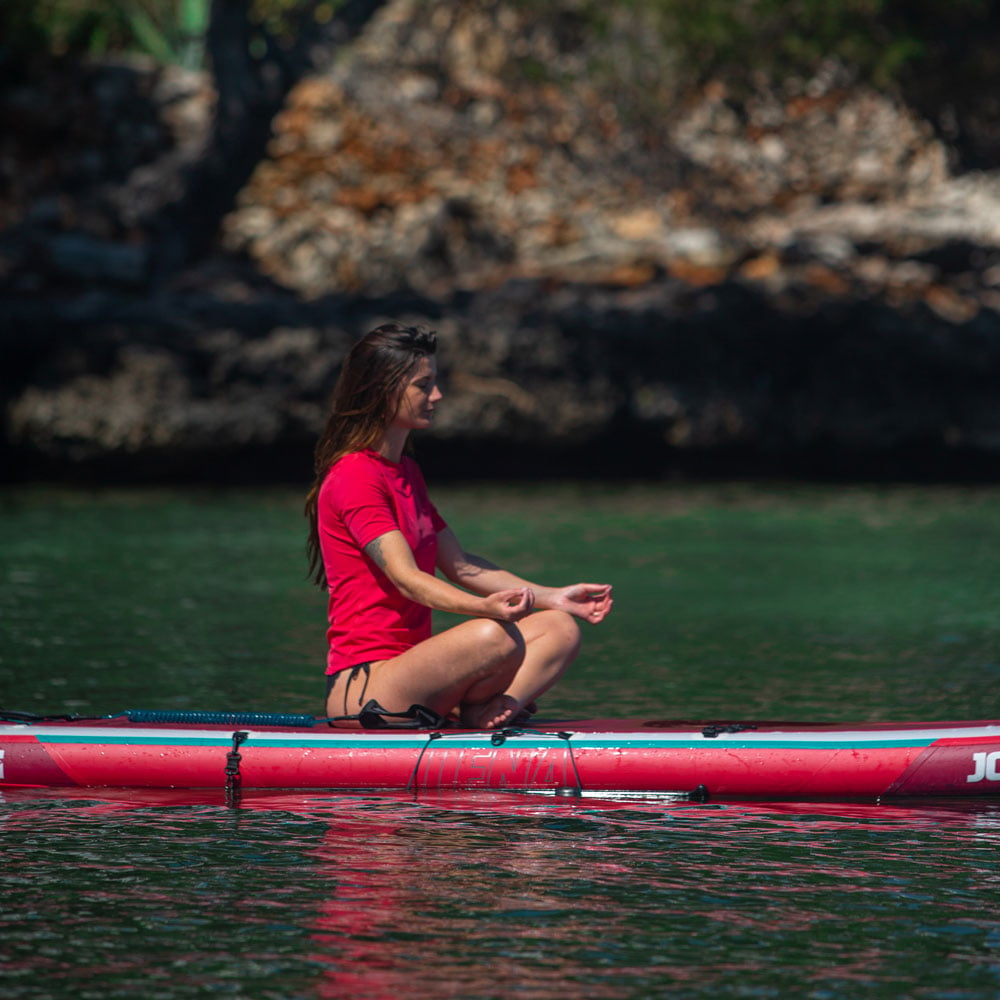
[2,0,999,483]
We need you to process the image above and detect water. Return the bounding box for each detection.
[2,791,999,999]
[2,483,999,998]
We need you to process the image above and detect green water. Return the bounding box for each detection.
[1,483,997,721]
[1,483,999,999]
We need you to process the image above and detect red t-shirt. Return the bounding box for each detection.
[318,449,448,674]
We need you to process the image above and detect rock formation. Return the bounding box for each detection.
[2,0,999,483]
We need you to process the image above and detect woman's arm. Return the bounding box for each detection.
[366,530,533,622]
[436,528,614,624]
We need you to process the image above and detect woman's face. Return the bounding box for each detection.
[390,356,442,432]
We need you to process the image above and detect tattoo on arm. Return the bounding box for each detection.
[365,537,387,570]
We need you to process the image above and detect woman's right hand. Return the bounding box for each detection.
[483,587,535,622]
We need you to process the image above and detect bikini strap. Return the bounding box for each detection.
[326,698,447,730]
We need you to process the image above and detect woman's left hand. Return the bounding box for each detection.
[551,583,614,624]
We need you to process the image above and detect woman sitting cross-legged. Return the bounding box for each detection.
[304,322,613,729]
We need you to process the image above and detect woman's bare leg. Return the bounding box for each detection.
[499,610,581,709]
[453,611,580,726]
[325,616,527,728]
[325,610,582,729]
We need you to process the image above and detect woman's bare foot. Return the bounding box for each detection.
[460,694,520,730]
[513,700,538,725]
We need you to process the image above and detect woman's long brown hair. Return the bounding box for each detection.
[305,323,437,587]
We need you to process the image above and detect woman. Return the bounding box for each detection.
[305,322,613,729]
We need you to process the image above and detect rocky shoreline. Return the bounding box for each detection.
[3,1,999,484]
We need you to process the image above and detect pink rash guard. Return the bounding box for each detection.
[317,449,448,675]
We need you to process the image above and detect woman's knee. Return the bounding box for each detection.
[470,616,526,662]
[538,609,581,654]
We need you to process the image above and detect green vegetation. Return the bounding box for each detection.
[521,0,994,93]
[0,0,209,69]
[2,0,995,94]
[0,0,342,71]
[645,0,924,88]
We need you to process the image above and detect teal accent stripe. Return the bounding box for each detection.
[40,734,237,748]
[244,736,484,750]
[34,732,942,751]
[572,737,938,750]
[36,734,412,750]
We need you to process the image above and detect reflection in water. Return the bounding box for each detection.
[309,803,641,999]
[5,790,996,999]
[300,795,1000,999]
